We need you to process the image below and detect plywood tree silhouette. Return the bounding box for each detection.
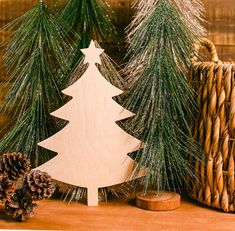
[37,41,142,206]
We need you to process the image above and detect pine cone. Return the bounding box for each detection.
[26,170,56,200]
[5,189,37,222]
[0,152,30,181]
[0,175,13,202]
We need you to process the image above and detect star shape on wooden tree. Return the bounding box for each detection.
[81,40,104,65]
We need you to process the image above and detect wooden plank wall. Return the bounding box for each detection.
[0,0,234,63]
[0,0,234,130]
[204,0,235,61]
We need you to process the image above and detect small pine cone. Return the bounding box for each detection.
[0,175,14,202]
[26,170,56,200]
[0,152,30,181]
[5,189,37,222]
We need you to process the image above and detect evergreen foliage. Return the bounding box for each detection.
[120,0,205,191]
[0,2,74,167]
[125,0,206,82]
[59,0,117,85]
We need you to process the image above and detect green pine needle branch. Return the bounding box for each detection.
[59,0,118,86]
[0,2,75,166]
[120,0,203,192]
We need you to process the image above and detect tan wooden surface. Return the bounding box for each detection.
[136,191,181,211]
[37,42,142,206]
[0,197,234,230]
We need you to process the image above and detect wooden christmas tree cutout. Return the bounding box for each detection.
[37,41,142,206]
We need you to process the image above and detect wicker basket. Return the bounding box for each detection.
[188,38,235,212]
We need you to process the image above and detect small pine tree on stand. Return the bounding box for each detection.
[37,41,142,206]
[0,0,74,167]
[120,0,205,210]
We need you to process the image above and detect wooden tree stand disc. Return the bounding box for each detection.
[136,191,181,211]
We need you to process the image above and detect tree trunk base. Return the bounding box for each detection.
[87,187,98,206]
[136,191,181,211]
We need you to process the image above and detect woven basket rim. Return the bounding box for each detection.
[192,62,235,71]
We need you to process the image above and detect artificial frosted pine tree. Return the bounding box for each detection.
[59,0,117,84]
[120,0,205,208]
[0,1,74,167]
[125,0,206,83]
[37,41,142,206]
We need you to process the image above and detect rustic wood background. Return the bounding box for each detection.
[0,0,234,72]
[204,0,235,61]
[0,0,234,130]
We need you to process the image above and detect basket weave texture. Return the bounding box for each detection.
[188,38,235,212]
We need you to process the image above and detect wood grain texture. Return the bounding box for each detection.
[37,42,142,206]
[136,191,181,211]
[0,197,234,231]
[204,0,235,61]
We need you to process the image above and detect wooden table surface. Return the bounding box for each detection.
[0,196,234,231]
